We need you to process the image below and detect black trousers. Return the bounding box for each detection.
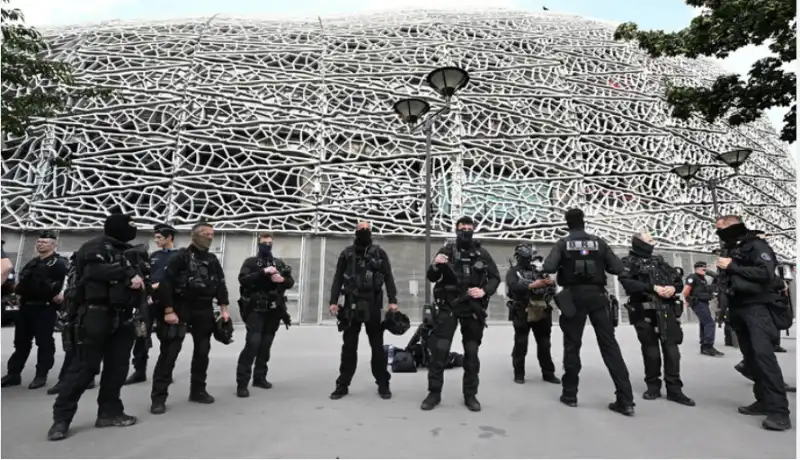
[236,311,281,386]
[57,350,75,381]
[7,302,58,377]
[729,303,789,416]
[151,306,215,402]
[559,289,633,404]
[633,313,683,394]
[336,314,390,387]
[52,320,134,423]
[427,311,484,396]
[512,316,555,378]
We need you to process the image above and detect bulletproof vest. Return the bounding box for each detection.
[560,235,605,286]
[17,254,64,302]
[690,274,713,301]
[452,245,485,288]
[82,241,127,305]
[184,250,219,297]
[344,245,385,294]
[508,265,547,301]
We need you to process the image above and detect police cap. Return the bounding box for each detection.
[38,230,57,240]
[694,261,707,269]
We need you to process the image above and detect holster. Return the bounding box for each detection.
[554,289,577,318]
[77,304,117,346]
[157,322,187,341]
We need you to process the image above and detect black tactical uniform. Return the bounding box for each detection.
[506,245,559,385]
[150,239,229,414]
[48,214,142,441]
[541,209,634,415]
[420,226,501,412]
[235,243,295,397]
[1,231,68,390]
[47,254,97,395]
[717,222,790,431]
[329,228,397,400]
[619,236,695,406]
[126,225,178,385]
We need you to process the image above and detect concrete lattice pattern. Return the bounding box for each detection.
[1,10,795,258]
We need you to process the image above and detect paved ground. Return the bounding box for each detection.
[1,323,797,459]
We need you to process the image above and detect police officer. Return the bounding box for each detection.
[1,231,68,390]
[715,215,790,431]
[48,213,144,441]
[541,209,635,415]
[47,253,97,395]
[506,244,559,385]
[328,221,399,400]
[420,216,501,412]
[125,224,178,385]
[236,232,295,397]
[150,222,229,415]
[683,261,723,356]
[619,232,695,406]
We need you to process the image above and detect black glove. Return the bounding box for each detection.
[282,313,291,330]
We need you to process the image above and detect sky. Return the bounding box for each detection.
[7,0,796,156]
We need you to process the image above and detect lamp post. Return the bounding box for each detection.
[670,147,753,224]
[393,66,470,314]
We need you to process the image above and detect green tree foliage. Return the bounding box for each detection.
[614,0,796,143]
[1,0,108,141]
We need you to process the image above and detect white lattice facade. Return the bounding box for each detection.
[1,10,796,259]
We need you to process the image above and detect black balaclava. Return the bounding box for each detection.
[456,228,473,248]
[355,228,372,247]
[565,208,585,231]
[258,242,273,259]
[716,223,748,243]
[104,214,137,242]
[631,236,654,257]
[514,244,534,268]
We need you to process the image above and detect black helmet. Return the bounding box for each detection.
[382,310,411,336]
[213,317,234,345]
[514,243,536,260]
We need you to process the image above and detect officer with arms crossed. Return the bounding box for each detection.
[506,244,559,385]
[420,216,501,412]
[236,232,295,397]
[328,221,399,400]
[1,231,69,390]
[541,209,635,415]
[619,232,695,406]
[125,223,178,385]
[48,213,144,441]
[150,222,230,415]
[715,215,790,431]
[683,261,723,356]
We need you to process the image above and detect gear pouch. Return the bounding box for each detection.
[81,305,113,343]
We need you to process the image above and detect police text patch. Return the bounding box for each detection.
[566,240,598,252]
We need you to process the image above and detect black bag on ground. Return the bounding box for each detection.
[391,349,417,373]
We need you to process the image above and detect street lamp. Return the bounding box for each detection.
[670,147,753,220]
[393,65,470,316]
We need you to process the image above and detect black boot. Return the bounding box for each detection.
[124,369,147,385]
[252,379,273,389]
[95,414,137,428]
[559,395,578,407]
[785,383,796,393]
[543,374,561,384]
[734,361,755,382]
[378,383,392,400]
[464,395,481,412]
[738,401,766,416]
[762,414,792,431]
[1,374,21,388]
[150,400,166,415]
[643,388,662,400]
[188,390,215,404]
[667,392,696,406]
[330,385,348,400]
[774,345,788,353]
[420,392,441,411]
[28,375,47,390]
[237,386,249,398]
[46,381,63,395]
[701,346,720,357]
[608,401,635,416]
[513,375,525,384]
[47,421,70,441]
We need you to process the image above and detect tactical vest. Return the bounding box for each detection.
[435,243,487,307]
[343,245,385,295]
[560,235,605,286]
[181,249,219,298]
[248,257,286,312]
[689,274,713,302]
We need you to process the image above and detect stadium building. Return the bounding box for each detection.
[1,10,796,323]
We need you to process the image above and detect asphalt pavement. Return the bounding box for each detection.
[1,323,796,459]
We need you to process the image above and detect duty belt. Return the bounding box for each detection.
[639,302,659,310]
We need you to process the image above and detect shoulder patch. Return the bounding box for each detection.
[687,277,693,284]
[760,253,773,262]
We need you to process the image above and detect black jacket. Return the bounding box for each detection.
[238,256,295,296]
[329,244,398,306]
[160,245,229,310]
